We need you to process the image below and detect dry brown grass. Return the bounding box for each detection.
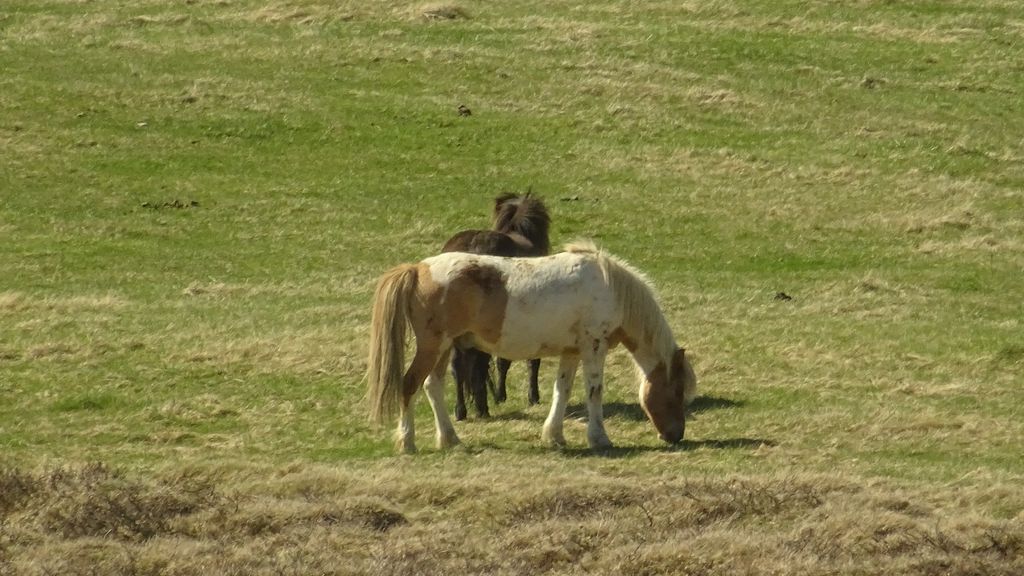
[2,463,1022,575]
[0,292,128,313]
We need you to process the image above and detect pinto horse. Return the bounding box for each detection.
[441,192,550,420]
[367,241,697,453]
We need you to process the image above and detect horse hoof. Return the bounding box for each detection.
[542,430,566,447]
[455,408,467,421]
[438,435,461,450]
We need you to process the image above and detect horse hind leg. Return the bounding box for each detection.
[396,346,442,454]
[452,347,470,421]
[527,358,541,405]
[495,357,511,403]
[424,346,460,449]
[470,349,491,418]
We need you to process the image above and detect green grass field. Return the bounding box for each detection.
[2,1,1023,573]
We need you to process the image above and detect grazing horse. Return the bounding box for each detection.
[367,241,697,453]
[441,192,550,420]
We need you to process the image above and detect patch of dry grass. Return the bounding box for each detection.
[2,464,1022,575]
[0,292,128,313]
[416,3,471,21]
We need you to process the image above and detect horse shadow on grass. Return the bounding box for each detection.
[690,395,744,414]
[483,409,536,422]
[474,394,742,423]
[553,437,775,459]
[564,395,743,422]
[552,395,764,459]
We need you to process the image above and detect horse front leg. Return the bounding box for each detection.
[527,358,541,405]
[424,346,460,449]
[542,355,578,447]
[581,341,613,450]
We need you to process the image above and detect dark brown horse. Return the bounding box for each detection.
[441,192,551,420]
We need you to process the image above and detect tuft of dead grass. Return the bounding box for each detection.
[244,1,357,25]
[418,3,470,21]
[2,464,218,543]
[0,292,25,312]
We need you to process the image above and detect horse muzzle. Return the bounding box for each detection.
[659,424,684,444]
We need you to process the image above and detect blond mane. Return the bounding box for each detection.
[563,239,600,254]
[564,240,677,369]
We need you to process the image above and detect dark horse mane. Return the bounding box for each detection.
[491,191,551,256]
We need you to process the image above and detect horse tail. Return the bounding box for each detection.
[367,263,419,426]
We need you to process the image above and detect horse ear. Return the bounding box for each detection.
[672,347,686,373]
[494,192,517,211]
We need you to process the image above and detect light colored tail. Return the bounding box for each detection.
[367,263,419,426]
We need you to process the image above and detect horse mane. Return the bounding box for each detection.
[492,192,551,255]
[566,240,677,373]
[564,239,599,254]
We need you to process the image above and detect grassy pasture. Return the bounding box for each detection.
[2,0,1023,573]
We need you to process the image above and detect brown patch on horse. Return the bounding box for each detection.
[463,263,505,294]
[440,262,509,345]
[606,326,638,352]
